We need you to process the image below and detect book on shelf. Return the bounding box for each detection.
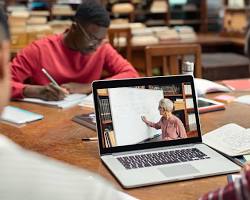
[72,113,96,130]
[174,99,185,110]
[27,16,47,25]
[0,105,43,127]
[99,98,112,121]
[228,0,245,8]
[104,129,116,148]
[188,113,197,131]
[202,123,250,156]
[150,0,168,13]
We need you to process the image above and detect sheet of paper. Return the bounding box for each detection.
[194,78,231,97]
[117,191,138,200]
[202,123,250,156]
[21,94,87,109]
[78,93,94,108]
[235,95,250,105]
[243,154,250,161]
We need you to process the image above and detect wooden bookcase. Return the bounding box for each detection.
[107,0,207,31]
[5,0,77,20]
[222,0,250,37]
[167,0,207,32]
[148,82,195,133]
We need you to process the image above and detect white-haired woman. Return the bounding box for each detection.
[141,98,187,140]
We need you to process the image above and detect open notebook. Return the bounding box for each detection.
[20,94,87,109]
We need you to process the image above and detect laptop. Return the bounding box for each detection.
[92,75,240,188]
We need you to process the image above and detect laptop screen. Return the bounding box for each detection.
[93,76,200,152]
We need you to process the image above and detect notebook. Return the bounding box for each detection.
[0,106,43,126]
[20,94,87,109]
[221,79,250,91]
[92,75,240,188]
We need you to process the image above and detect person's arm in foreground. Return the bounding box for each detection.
[199,165,250,200]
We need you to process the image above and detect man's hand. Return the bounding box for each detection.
[23,84,68,101]
[141,116,149,125]
[60,82,91,94]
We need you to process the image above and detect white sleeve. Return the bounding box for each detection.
[0,134,122,200]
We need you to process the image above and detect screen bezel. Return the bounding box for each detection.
[92,75,202,155]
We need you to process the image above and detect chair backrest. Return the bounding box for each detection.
[108,27,132,62]
[111,3,135,22]
[145,44,202,77]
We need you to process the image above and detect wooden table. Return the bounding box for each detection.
[1,92,249,200]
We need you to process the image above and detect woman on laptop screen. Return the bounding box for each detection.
[141,98,187,140]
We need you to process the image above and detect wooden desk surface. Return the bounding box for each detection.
[0,93,249,200]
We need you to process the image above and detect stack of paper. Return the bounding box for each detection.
[78,94,94,108]
[235,95,250,105]
[21,94,87,109]
[203,123,250,156]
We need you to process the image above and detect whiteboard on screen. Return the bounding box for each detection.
[108,87,164,146]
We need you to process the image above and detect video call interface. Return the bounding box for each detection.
[97,81,199,148]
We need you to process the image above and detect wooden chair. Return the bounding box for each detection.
[108,27,132,62]
[145,44,202,77]
[111,3,135,22]
[201,28,250,80]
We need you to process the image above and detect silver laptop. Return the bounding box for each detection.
[92,75,240,188]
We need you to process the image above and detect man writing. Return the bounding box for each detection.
[0,8,134,200]
[11,0,139,101]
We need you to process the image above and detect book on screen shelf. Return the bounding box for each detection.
[202,123,250,157]
[104,129,116,148]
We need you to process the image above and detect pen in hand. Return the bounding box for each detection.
[41,68,69,95]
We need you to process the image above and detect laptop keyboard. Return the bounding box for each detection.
[117,148,210,170]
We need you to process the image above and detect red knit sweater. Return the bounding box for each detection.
[11,34,139,98]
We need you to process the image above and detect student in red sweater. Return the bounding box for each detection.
[11,0,139,101]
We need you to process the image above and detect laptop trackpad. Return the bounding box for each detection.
[158,164,200,177]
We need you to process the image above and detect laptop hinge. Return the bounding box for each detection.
[111,142,203,156]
